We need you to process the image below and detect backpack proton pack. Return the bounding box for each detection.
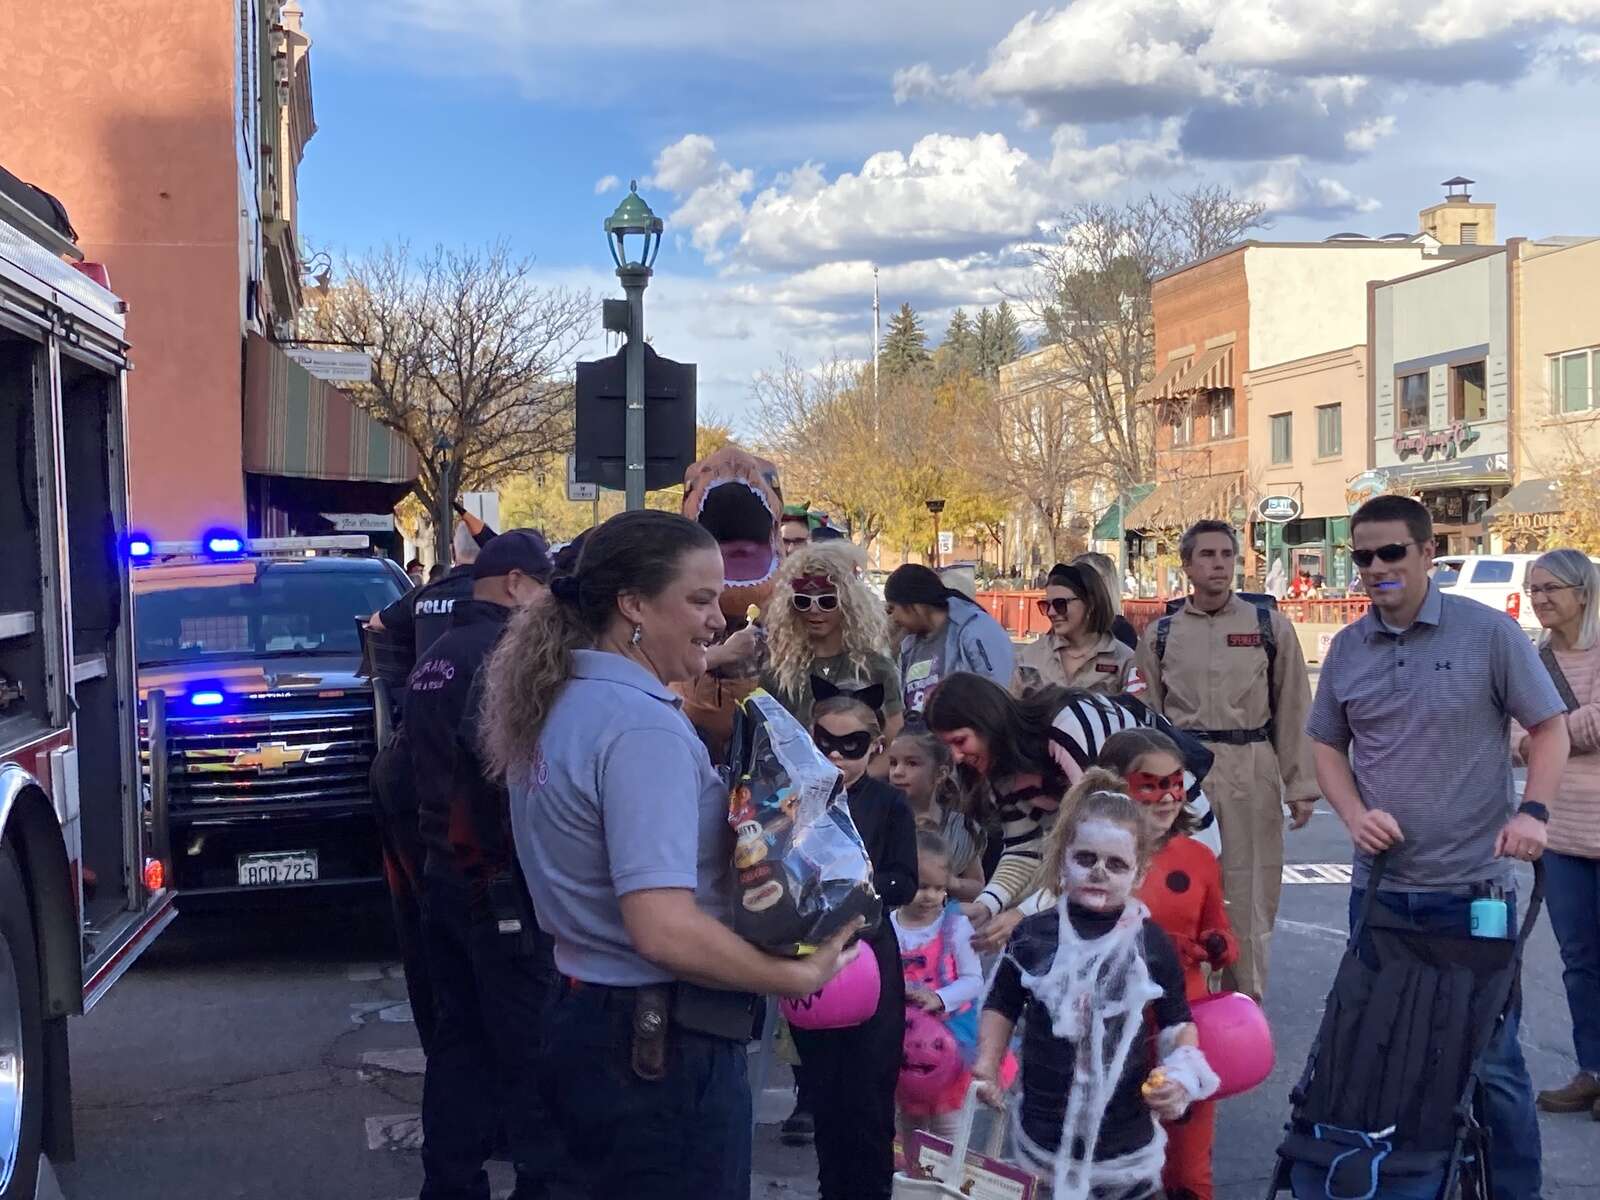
[1154,594,1279,742]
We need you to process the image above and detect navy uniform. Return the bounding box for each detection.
[407,531,564,1200]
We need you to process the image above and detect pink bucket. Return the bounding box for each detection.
[781,944,881,1030]
[897,1007,966,1107]
[1192,991,1274,1100]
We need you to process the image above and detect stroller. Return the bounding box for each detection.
[1267,853,1545,1200]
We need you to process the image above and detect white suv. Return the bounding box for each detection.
[1432,553,1600,637]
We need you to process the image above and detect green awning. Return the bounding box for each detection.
[1092,483,1156,540]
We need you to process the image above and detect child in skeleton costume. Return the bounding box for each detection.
[972,781,1219,1200]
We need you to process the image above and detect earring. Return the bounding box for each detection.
[630,624,643,647]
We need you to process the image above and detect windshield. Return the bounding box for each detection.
[135,566,402,665]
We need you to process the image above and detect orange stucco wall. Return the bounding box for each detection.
[1149,251,1251,480]
[0,2,247,536]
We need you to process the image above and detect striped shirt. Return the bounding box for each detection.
[1307,582,1566,890]
[975,692,1214,916]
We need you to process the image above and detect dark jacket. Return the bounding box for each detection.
[405,598,514,909]
[843,775,919,976]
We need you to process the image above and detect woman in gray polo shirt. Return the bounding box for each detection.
[480,510,858,1200]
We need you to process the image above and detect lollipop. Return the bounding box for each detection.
[746,603,760,623]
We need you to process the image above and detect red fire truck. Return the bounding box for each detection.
[0,175,173,1197]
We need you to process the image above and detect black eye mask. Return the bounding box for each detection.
[813,727,875,760]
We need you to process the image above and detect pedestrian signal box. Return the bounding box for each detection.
[573,343,697,492]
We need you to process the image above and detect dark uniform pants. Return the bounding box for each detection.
[790,930,905,1200]
[536,984,752,1200]
[371,736,435,1054]
[420,881,568,1200]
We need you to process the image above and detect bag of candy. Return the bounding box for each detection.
[726,689,882,955]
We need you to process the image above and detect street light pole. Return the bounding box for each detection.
[432,433,455,567]
[925,497,946,569]
[604,181,665,512]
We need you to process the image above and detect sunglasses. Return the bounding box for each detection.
[813,727,875,760]
[1351,541,1418,568]
[1035,595,1082,617]
[1125,769,1186,806]
[792,592,839,612]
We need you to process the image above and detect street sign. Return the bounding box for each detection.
[566,454,597,502]
[284,347,372,383]
[1257,495,1302,523]
[319,512,394,532]
[937,531,954,555]
[573,344,697,492]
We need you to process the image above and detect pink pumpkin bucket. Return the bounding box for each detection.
[1192,991,1274,1100]
[897,1007,966,1107]
[781,944,881,1030]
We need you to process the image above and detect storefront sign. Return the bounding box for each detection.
[1257,495,1301,523]
[1345,469,1390,515]
[1383,452,1508,489]
[1392,421,1479,462]
[284,347,373,384]
[320,512,394,532]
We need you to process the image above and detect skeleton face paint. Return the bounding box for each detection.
[1062,818,1139,912]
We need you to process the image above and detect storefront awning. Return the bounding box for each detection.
[243,333,419,486]
[1483,478,1561,521]
[1124,472,1244,532]
[1092,483,1157,540]
[1170,343,1233,395]
[1134,357,1192,404]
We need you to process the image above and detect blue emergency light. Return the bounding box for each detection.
[190,690,225,707]
[202,529,246,557]
[125,533,154,562]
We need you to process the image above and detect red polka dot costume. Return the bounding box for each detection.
[1137,835,1237,1200]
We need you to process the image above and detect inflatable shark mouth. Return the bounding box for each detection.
[696,478,777,586]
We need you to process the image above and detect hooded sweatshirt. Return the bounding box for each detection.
[897,594,1016,713]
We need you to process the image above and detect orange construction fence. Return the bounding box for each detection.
[975,591,1371,640]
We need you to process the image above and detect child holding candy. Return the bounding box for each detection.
[972,774,1218,1200]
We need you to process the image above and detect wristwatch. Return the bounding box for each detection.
[1516,800,1550,824]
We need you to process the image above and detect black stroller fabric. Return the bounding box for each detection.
[1269,857,1543,1200]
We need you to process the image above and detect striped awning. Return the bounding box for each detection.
[243,333,418,485]
[1123,471,1244,532]
[1170,344,1233,396]
[1134,356,1192,404]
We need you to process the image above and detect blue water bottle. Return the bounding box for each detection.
[1470,884,1508,939]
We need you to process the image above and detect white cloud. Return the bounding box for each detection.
[1343,116,1397,153]
[593,174,620,195]
[650,136,756,261]
[1243,160,1382,219]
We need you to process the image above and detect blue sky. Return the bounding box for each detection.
[299,0,1600,426]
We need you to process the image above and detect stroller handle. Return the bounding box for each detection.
[1355,851,1546,957]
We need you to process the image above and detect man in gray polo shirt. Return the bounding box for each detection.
[1308,495,1569,1200]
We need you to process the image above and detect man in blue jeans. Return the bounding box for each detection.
[1309,496,1570,1200]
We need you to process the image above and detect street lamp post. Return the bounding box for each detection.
[605,182,664,511]
[925,497,946,568]
[431,433,456,567]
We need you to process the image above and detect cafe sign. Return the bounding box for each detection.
[1393,421,1480,461]
[1257,495,1302,523]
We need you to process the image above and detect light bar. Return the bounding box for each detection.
[190,690,225,707]
[132,533,372,562]
[206,534,245,556]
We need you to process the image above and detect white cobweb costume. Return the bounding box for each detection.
[1004,895,1218,1200]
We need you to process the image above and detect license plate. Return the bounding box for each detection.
[236,850,319,887]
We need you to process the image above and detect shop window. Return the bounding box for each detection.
[1270,413,1292,465]
[1208,392,1235,439]
[1550,348,1599,414]
[1450,361,1487,423]
[1316,403,1342,457]
[1397,371,1430,430]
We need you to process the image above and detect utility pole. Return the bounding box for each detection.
[872,265,880,402]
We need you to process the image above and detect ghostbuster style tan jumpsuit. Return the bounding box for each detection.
[1135,594,1317,999]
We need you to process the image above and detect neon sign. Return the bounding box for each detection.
[1392,421,1479,461]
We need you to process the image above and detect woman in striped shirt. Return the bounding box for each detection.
[923,672,1214,953]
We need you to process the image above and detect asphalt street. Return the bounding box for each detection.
[55,803,1597,1199]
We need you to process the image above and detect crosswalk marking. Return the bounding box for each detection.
[1282,862,1353,885]
[366,1113,424,1152]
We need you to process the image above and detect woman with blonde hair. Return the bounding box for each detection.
[1517,549,1600,1117]
[760,539,904,741]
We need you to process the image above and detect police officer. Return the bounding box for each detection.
[366,513,497,1054]
[478,510,859,1200]
[1135,519,1318,1001]
[407,529,559,1200]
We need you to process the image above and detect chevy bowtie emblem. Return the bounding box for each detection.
[232,742,306,772]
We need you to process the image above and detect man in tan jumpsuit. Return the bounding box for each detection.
[1135,519,1318,1000]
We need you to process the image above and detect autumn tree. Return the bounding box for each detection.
[307,242,593,561]
[1021,186,1265,490]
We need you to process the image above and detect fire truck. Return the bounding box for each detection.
[0,177,173,1197]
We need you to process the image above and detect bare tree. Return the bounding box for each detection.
[309,242,592,561]
[1019,187,1266,492]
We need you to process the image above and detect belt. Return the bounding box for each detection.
[559,976,763,1043]
[1188,725,1272,745]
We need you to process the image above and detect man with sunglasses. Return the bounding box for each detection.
[1135,519,1318,1002]
[1308,495,1569,1200]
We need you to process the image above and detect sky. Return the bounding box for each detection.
[299,0,1600,428]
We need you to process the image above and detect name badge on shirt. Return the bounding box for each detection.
[1094,661,1119,673]
[1228,633,1262,647]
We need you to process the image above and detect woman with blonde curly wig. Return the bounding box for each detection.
[760,539,904,745]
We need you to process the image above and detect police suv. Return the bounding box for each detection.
[132,534,409,896]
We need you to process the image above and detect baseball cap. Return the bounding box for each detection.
[472,529,553,581]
